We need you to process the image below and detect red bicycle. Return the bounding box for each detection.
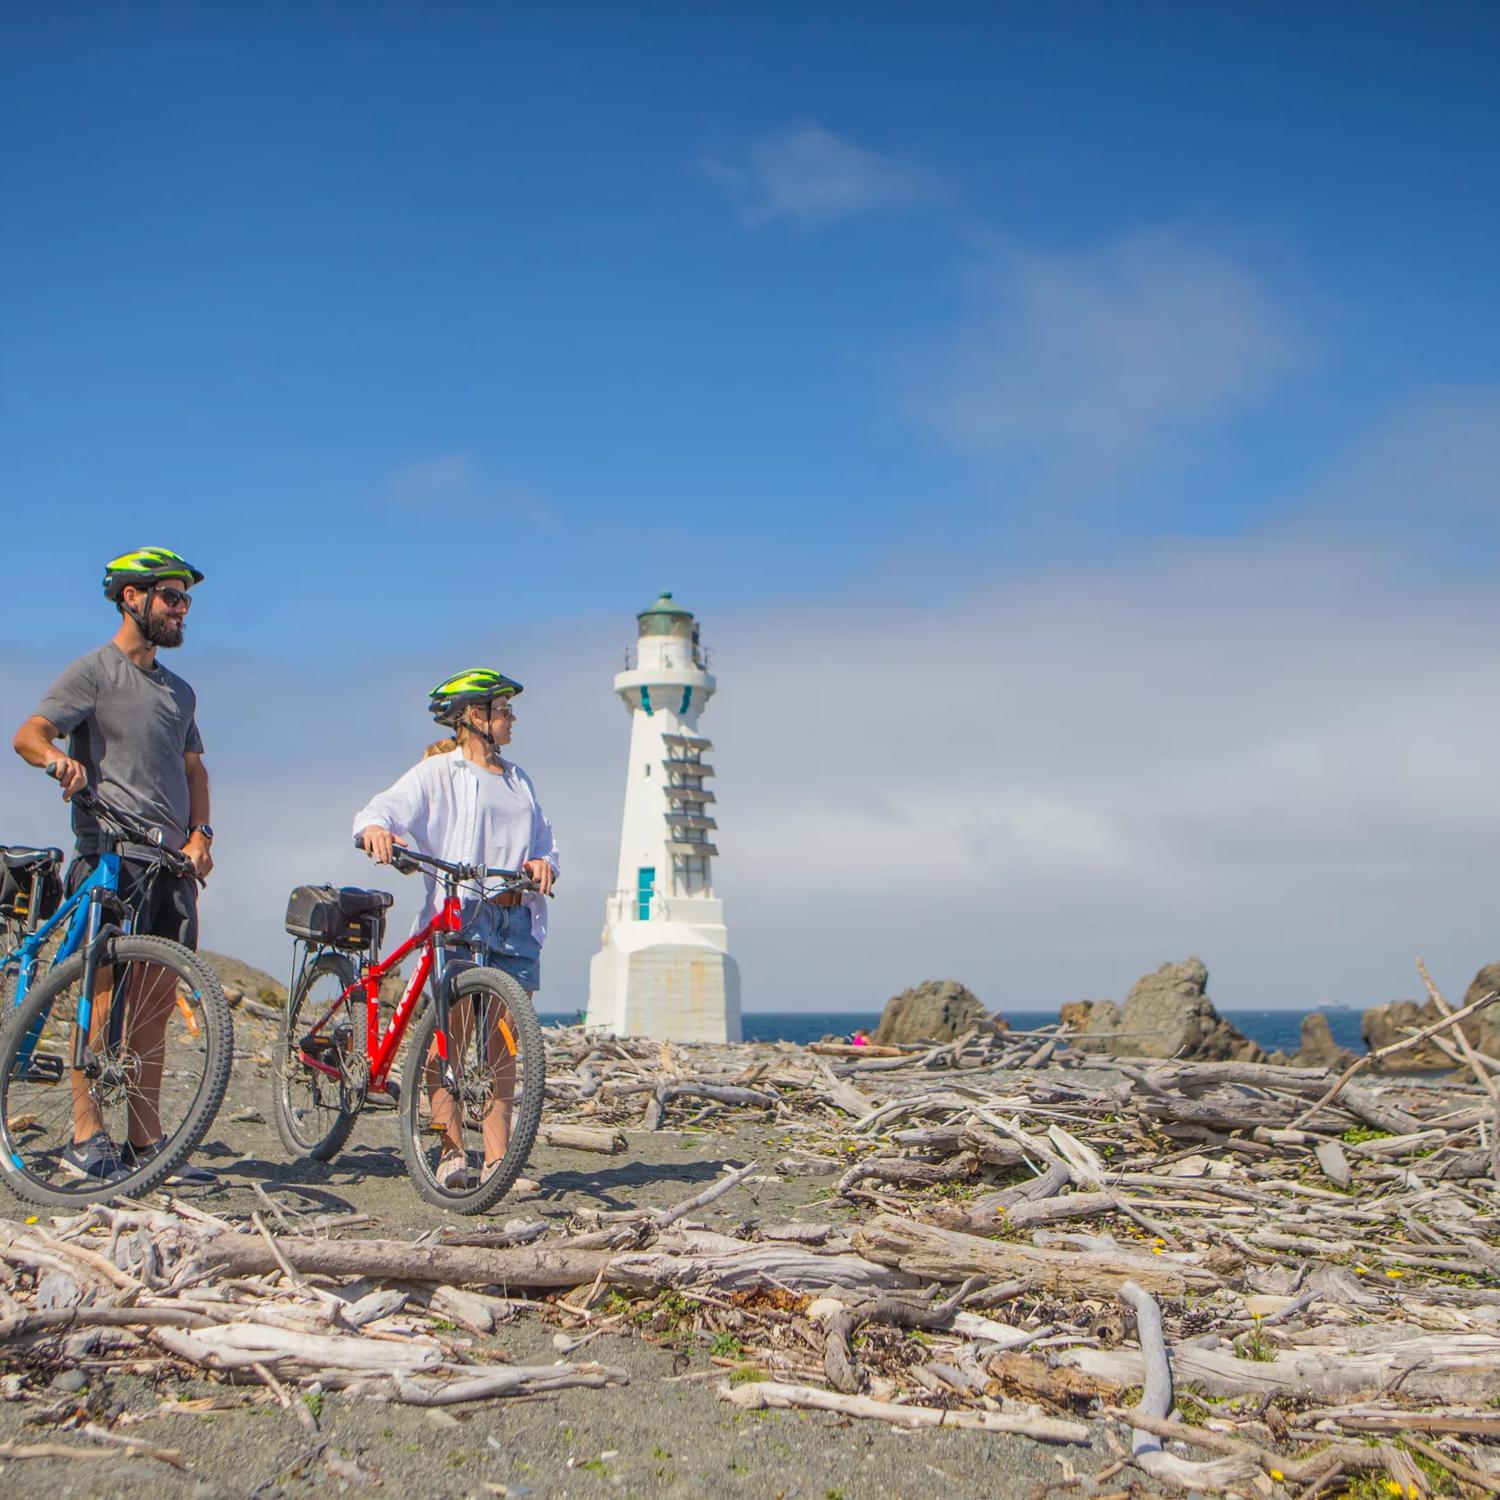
[271,845,544,1213]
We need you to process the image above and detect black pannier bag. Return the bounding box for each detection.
[284,884,394,951]
[0,848,64,926]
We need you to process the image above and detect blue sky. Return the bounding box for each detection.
[4,5,1500,1014]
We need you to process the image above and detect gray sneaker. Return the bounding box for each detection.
[61,1131,127,1182]
[122,1137,219,1185]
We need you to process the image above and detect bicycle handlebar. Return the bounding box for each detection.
[351,835,540,892]
[48,765,198,880]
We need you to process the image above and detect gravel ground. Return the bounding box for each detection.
[0,1013,1116,1499]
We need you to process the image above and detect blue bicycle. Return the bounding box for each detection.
[0,786,232,1206]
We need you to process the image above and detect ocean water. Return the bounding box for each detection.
[542,1007,1366,1054]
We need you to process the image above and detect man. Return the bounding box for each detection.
[12,546,217,1183]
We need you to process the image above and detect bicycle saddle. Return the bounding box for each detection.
[1,846,63,871]
[336,887,395,917]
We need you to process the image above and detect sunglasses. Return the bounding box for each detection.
[153,586,193,610]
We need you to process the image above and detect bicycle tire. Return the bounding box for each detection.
[0,917,21,1010]
[0,934,232,1207]
[399,965,544,1214]
[273,949,361,1162]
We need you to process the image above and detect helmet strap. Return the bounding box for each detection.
[464,705,506,765]
[121,585,155,646]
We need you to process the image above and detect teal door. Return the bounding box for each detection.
[636,867,655,920]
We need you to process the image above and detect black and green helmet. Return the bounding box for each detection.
[101,546,205,601]
[428,667,524,726]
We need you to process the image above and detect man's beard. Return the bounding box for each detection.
[145,614,185,648]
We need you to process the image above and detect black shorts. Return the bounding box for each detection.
[65,853,200,951]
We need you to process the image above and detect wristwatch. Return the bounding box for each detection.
[190,824,215,842]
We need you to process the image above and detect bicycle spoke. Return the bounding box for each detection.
[1,938,229,1202]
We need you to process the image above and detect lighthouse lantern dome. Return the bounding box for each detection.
[637,591,695,640]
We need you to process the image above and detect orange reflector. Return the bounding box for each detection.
[498,1018,517,1057]
[175,994,200,1037]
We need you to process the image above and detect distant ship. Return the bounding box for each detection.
[1314,1001,1353,1014]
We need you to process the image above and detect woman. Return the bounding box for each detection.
[352,668,558,1190]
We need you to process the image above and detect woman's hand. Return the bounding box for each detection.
[360,826,407,864]
[522,858,554,896]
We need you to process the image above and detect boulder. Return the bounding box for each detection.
[1290,1013,1358,1071]
[872,980,999,1046]
[1360,1000,1450,1070]
[1058,1000,1098,1032]
[1460,963,1500,1060]
[1068,957,1265,1062]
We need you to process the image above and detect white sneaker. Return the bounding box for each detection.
[436,1150,468,1190]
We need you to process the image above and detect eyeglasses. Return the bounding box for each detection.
[485,699,516,719]
[153,586,193,610]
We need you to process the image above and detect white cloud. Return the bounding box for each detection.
[380,454,551,518]
[920,230,1301,487]
[701,124,933,228]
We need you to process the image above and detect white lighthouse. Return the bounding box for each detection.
[585,592,742,1042]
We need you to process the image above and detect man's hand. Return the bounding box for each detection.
[522,858,554,896]
[360,826,407,864]
[45,754,88,801]
[182,831,214,881]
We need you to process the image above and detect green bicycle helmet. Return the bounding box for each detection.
[102,546,205,602]
[428,667,524,726]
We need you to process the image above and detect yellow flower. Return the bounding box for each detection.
[24,1215,38,1225]
[1384,1481,1402,1496]
[1269,1470,1285,1482]
[1251,1312,1263,1321]
[1354,1264,1371,1274]
[1151,1247,1164,1255]
[1385,1269,1405,1279]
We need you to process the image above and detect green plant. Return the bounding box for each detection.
[709,1332,744,1358]
[652,1446,671,1461]
[302,1390,323,1420]
[728,1365,769,1385]
[1342,1126,1392,1145]
[429,1316,458,1332]
[579,1457,610,1477]
[1237,1321,1277,1363]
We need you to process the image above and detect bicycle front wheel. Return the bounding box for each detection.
[0,935,232,1206]
[400,966,544,1214]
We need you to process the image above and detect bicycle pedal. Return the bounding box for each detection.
[14,1055,64,1084]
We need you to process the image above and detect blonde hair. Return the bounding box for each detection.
[423,737,458,758]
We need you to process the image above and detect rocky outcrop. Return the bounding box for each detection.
[201,951,288,1007]
[1461,963,1500,1060]
[1360,1000,1449,1070]
[1066,958,1265,1062]
[873,980,1001,1046]
[1290,1013,1358,1071]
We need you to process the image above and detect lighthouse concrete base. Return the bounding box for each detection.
[585,928,742,1043]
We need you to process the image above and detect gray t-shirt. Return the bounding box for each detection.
[35,643,204,856]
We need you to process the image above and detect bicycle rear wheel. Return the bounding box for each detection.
[0,934,232,1206]
[400,966,544,1214]
[273,949,361,1161]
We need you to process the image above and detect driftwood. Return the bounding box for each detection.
[537,1123,626,1154]
[2,998,1496,1484]
[720,1378,1089,1443]
[851,1214,1211,1297]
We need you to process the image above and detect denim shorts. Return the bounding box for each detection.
[459,899,541,993]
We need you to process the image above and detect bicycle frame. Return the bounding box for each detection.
[296,888,474,1097]
[3,854,124,1011]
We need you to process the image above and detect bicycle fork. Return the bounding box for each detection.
[74,888,131,1081]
